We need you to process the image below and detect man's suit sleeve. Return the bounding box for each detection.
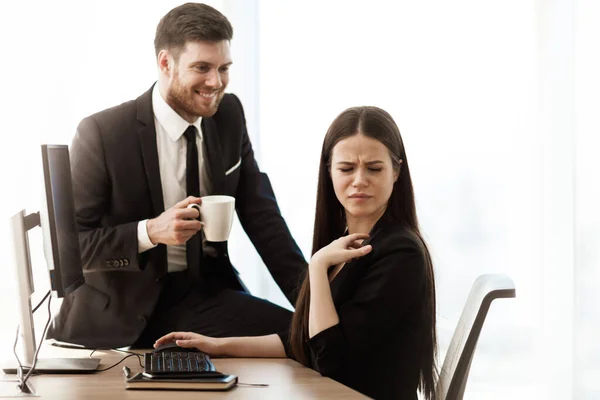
[229,95,307,304]
[70,116,140,272]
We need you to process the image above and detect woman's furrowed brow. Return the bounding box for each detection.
[335,160,384,165]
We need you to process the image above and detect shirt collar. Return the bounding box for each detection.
[152,83,202,141]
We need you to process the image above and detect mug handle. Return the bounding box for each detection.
[187,203,202,221]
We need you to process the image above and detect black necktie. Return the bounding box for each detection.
[183,126,202,282]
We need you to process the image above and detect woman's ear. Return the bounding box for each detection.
[394,159,403,182]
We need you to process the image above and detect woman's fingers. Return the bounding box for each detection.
[347,239,366,249]
[349,244,372,258]
[335,244,373,264]
[175,339,198,349]
[153,331,194,347]
[341,233,369,244]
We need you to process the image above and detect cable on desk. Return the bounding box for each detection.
[89,348,144,369]
[12,326,24,376]
[12,290,51,374]
[94,353,143,372]
[13,290,53,393]
[13,289,52,377]
[12,291,53,380]
[237,382,270,387]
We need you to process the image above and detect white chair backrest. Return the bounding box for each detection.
[436,274,516,400]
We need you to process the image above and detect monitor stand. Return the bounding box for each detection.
[6,210,102,380]
[2,357,101,375]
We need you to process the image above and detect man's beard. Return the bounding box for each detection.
[166,75,222,120]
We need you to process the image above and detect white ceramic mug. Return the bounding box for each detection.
[188,195,235,242]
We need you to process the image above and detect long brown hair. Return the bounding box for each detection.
[289,106,438,399]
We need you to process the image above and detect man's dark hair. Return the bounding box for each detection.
[154,2,233,59]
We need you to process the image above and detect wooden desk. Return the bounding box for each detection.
[1,347,369,399]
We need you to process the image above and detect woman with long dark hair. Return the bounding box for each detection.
[156,106,438,399]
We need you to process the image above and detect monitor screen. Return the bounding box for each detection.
[40,144,84,298]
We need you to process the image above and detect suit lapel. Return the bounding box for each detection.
[201,117,226,194]
[136,85,165,215]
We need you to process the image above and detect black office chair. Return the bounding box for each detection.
[436,274,516,400]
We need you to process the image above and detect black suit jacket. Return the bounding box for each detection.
[280,215,429,400]
[49,86,306,348]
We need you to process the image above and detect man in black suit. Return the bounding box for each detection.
[48,2,306,349]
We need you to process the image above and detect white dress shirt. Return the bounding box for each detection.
[136,84,211,272]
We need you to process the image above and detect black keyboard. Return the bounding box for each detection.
[143,351,220,378]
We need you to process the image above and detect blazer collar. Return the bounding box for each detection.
[136,83,165,215]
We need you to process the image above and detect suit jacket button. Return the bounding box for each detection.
[138,316,147,324]
[156,276,164,283]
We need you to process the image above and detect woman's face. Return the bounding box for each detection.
[330,134,398,224]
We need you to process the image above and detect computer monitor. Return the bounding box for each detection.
[4,144,99,375]
[39,144,85,298]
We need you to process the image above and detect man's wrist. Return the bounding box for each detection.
[137,219,157,253]
[146,218,156,245]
